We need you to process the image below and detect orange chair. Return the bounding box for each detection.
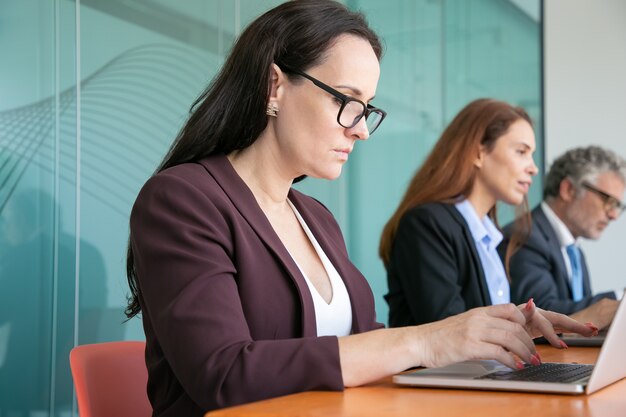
[69,341,152,417]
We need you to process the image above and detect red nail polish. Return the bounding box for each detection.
[525,298,534,311]
[516,361,525,370]
[584,322,599,336]
[560,340,569,349]
[530,355,540,366]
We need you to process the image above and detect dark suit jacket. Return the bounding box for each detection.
[130,154,382,416]
[503,205,615,314]
[385,202,492,327]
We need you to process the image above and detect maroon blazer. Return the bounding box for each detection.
[130,154,383,416]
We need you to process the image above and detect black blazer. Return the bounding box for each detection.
[385,202,492,327]
[503,205,615,314]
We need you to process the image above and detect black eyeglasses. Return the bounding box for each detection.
[581,181,626,214]
[282,67,386,135]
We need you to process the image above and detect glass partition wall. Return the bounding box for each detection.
[0,1,541,415]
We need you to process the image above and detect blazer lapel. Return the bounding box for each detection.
[198,155,317,337]
[444,204,492,306]
[288,190,368,333]
[534,206,573,295]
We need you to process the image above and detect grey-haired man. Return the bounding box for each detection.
[505,146,625,329]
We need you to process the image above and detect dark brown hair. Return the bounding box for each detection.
[125,0,383,319]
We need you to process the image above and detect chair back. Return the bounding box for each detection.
[69,341,152,417]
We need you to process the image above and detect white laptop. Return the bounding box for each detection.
[559,328,608,347]
[534,328,608,347]
[393,298,625,395]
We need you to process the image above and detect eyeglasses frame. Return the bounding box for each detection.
[580,180,626,214]
[280,66,386,134]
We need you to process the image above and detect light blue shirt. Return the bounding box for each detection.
[455,199,510,305]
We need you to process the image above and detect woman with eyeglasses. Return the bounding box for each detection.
[125,2,595,415]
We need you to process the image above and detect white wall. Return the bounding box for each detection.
[544,0,626,293]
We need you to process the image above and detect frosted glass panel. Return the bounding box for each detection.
[77,7,221,347]
[0,1,541,414]
[0,1,57,414]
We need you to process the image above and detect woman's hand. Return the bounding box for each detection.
[520,298,599,346]
[339,301,599,387]
[413,303,538,370]
[411,301,598,371]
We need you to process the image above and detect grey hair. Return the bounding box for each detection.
[544,146,626,200]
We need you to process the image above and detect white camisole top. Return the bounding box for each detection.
[286,199,352,337]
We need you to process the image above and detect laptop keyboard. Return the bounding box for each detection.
[476,363,594,383]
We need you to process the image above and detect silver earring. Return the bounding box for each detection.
[266,103,279,117]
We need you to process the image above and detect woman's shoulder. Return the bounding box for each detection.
[156,155,227,183]
[133,158,233,220]
[139,163,215,199]
[404,202,458,221]
[139,155,232,197]
[397,202,466,237]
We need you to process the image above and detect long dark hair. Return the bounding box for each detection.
[125,0,383,319]
[379,98,533,270]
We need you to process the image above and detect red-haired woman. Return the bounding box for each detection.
[380,98,539,327]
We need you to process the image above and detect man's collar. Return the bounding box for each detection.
[541,201,577,247]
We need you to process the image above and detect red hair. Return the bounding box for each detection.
[379,98,532,268]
